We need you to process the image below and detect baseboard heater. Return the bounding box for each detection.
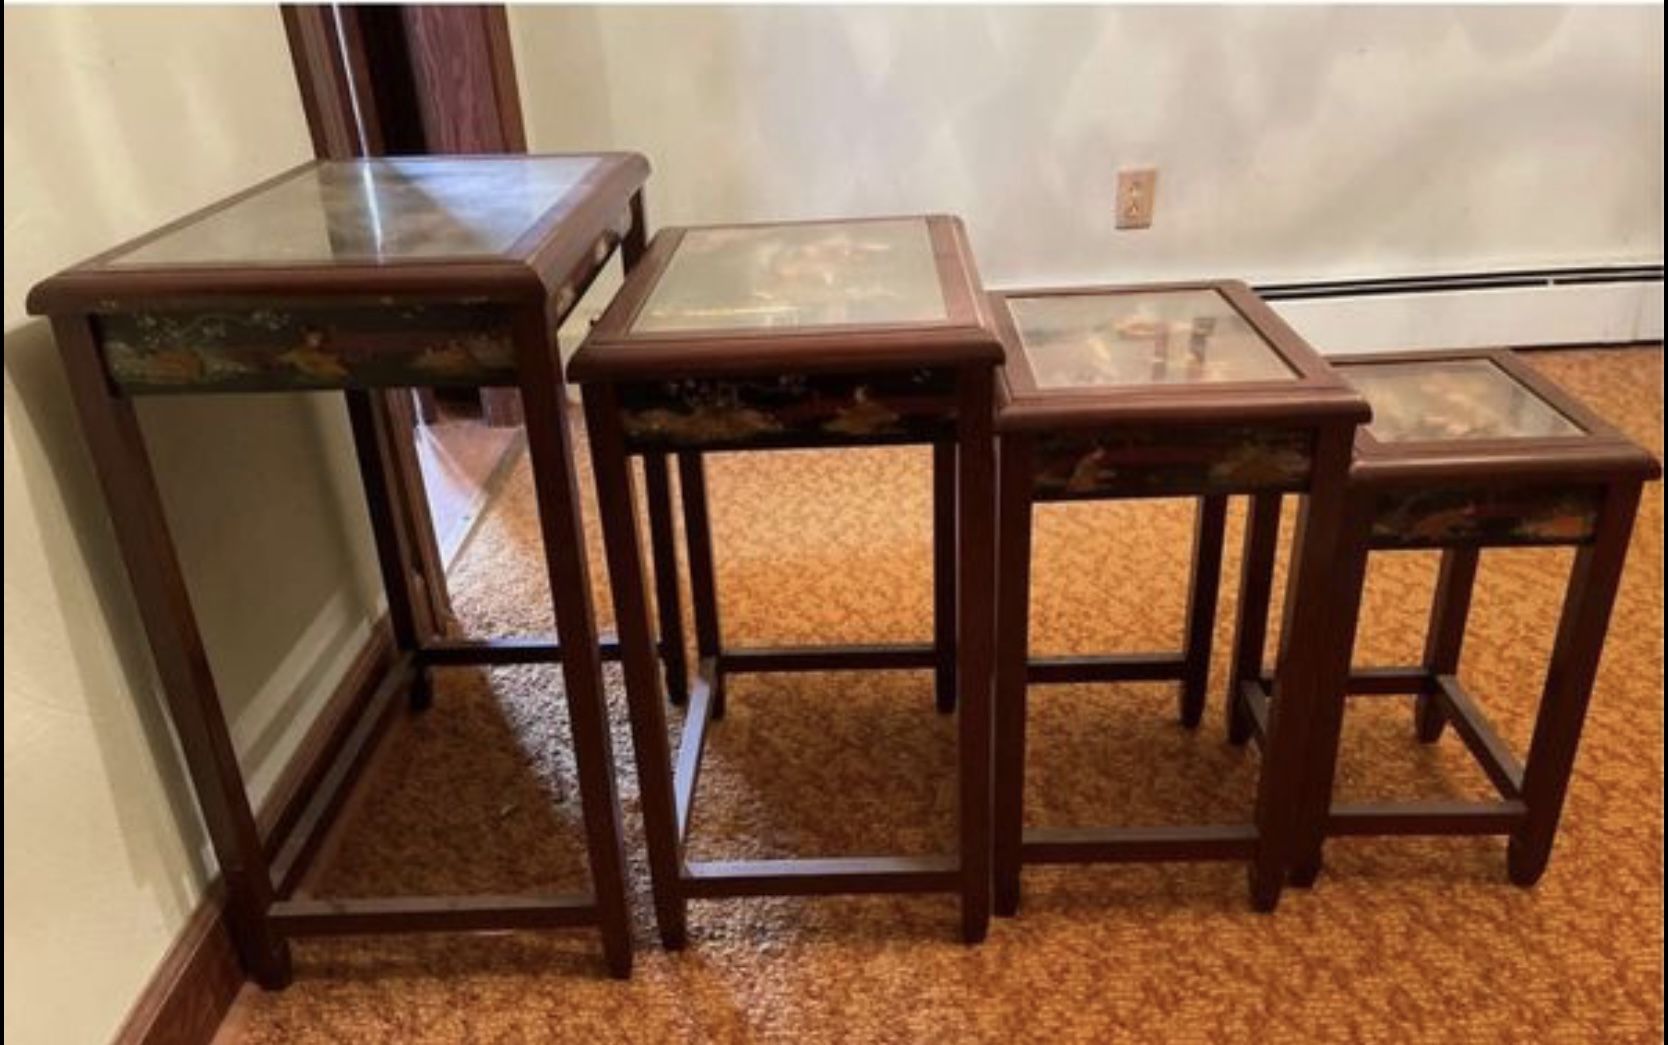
[1254,264,1664,301]
[1252,264,1664,355]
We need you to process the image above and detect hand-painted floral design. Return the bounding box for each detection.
[622,403,784,444]
[96,303,518,392]
[1370,485,1602,548]
[1032,426,1312,500]
[614,368,957,450]
[277,331,352,381]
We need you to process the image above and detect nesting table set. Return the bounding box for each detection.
[29,153,1658,986]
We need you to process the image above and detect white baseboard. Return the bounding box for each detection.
[1270,280,1663,356]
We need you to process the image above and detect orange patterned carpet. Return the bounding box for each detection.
[224,348,1663,1042]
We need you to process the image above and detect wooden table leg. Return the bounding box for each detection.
[1508,480,1642,886]
[679,452,724,720]
[53,316,292,988]
[622,190,648,267]
[956,368,996,943]
[413,389,439,425]
[934,440,959,714]
[1281,470,1376,892]
[380,388,455,643]
[644,453,688,706]
[514,311,634,977]
[620,191,691,712]
[345,390,435,710]
[1251,428,1358,907]
[993,436,1034,917]
[588,385,689,949]
[1416,547,1479,742]
[1227,494,1282,745]
[1179,494,1228,728]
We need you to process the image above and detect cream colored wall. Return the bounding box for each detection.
[3,8,381,1044]
[512,5,1663,319]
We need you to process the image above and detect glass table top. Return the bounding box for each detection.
[631,219,947,334]
[1007,288,1296,390]
[102,156,603,267]
[1342,359,1584,443]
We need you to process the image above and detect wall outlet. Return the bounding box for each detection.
[1116,168,1158,229]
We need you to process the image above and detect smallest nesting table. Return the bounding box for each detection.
[988,281,1369,914]
[1251,349,1661,887]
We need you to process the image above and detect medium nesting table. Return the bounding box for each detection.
[988,281,1369,914]
[1257,349,1661,886]
[26,153,662,983]
[569,216,1004,946]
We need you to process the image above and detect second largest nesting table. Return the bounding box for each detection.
[569,215,1005,946]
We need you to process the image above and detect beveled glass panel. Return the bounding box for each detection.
[1344,359,1584,442]
[631,219,946,333]
[104,157,601,267]
[1009,289,1295,389]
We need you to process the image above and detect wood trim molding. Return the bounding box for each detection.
[108,885,242,1045]
[257,620,398,847]
[279,5,361,159]
[110,619,395,1045]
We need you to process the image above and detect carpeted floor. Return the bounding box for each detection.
[223,348,1663,1043]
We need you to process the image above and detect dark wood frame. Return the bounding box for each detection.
[988,280,1370,914]
[570,215,1002,946]
[1232,348,1661,886]
[26,154,662,985]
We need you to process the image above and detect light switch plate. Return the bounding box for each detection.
[1116,168,1158,229]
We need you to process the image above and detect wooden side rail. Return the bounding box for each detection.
[1328,801,1528,836]
[269,893,596,936]
[269,655,414,897]
[1022,824,1258,864]
[682,856,960,898]
[419,633,674,667]
[718,643,938,674]
[1432,674,1525,799]
[673,659,718,844]
[1237,668,1533,840]
[1028,652,1188,685]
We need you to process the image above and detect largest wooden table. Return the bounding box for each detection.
[27,153,660,985]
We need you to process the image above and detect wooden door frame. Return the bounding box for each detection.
[296,4,531,427]
[281,3,461,637]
